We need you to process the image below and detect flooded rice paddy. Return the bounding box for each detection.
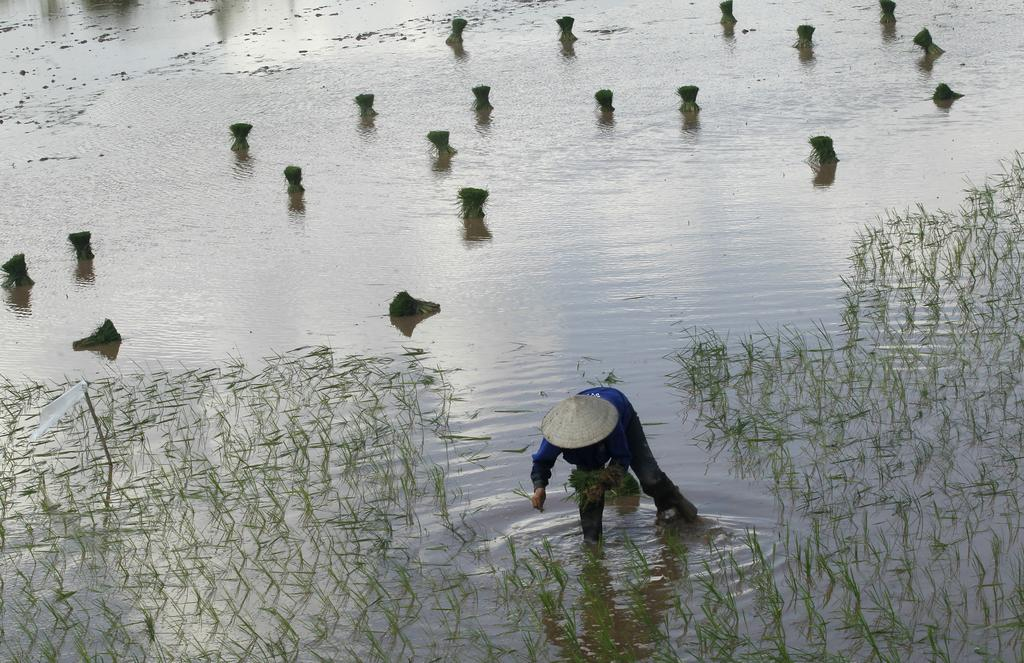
[3,0,1024,659]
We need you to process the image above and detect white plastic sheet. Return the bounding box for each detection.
[29,380,88,442]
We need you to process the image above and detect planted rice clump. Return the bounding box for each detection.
[595,89,614,112]
[933,83,964,101]
[568,467,641,508]
[446,17,467,45]
[879,0,896,24]
[229,123,252,152]
[427,130,456,155]
[72,319,121,350]
[68,231,94,260]
[355,93,377,117]
[284,166,304,194]
[808,135,838,165]
[389,291,441,317]
[472,85,492,111]
[914,28,943,56]
[458,187,489,218]
[794,24,815,49]
[2,253,33,287]
[556,16,578,42]
[719,1,736,25]
[677,86,700,113]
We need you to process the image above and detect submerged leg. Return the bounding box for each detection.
[626,417,698,523]
[579,493,605,543]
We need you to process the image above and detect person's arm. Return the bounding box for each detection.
[531,439,561,488]
[530,440,561,511]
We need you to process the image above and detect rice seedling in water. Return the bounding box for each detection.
[389,291,441,317]
[594,89,614,112]
[933,83,963,102]
[556,16,577,42]
[72,319,121,350]
[668,156,1024,660]
[283,165,304,193]
[794,24,814,49]
[719,1,736,26]
[1,253,33,287]
[879,0,896,24]
[427,130,456,156]
[472,85,492,112]
[677,86,700,113]
[913,28,943,57]
[807,135,837,165]
[446,17,467,45]
[68,231,94,260]
[458,187,489,218]
[229,123,252,151]
[355,93,377,117]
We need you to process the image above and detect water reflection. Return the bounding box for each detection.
[597,110,615,131]
[74,259,96,285]
[231,151,254,179]
[475,108,492,134]
[390,312,437,337]
[917,54,937,75]
[448,42,468,61]
[721,24,735,43]
[357,115,377,138]
[812,162,837,187]
[880,23,897,43]
[559,41,576,60]
[73,340,121,360]
[4,286,32,317]
[432,152,453,173]
[681,111,700,135]
[463,216,492,244]
[81,0,137,17]
[798,47,815,65]
[541,536,687,661]
[212,0,246,44]
[287,192,305,215]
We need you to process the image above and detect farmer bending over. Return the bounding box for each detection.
[530,387,698,542]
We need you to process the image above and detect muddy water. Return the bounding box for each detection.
[3,0,1024,657]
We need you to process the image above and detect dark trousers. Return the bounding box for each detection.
[579,417,698,542]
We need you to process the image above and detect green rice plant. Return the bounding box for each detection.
[808,135,838,165]
[427,130,456,155]
[677,86,700,113]
[933,83,964,102]
[879,0,896,24]
[446,17,467,45]
[68,231,94,261]
[567,466,639,508]
[72,319,121,350]
[458,187,489,218]
[794,24,815,49]
[594,89,614,112]
[719,1,736,26]
[914,28,943,56]
[556,16,577,42]
[283,165,304,193]
[229,123,252,151]
[472,85,492,111]
[1,253,33,287]
[354,93,377,117]
[389,291,441,317]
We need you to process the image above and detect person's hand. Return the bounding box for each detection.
[531,487,546,511]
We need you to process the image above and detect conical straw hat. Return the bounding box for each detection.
[541,395,619,449]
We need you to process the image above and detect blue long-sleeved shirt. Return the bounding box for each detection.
[530,387,636,489]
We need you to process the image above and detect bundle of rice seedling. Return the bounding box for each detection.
[446,17,467,45]
[68,232,94,260]
[808,135,838,165]
[794,24,815,49]
[913,28,943,57]
[472,86,492,111]
[72,319,121,350]
[594,89,614,112]
[720,1,736,26]
[933,83,964,102]
[568,466,640,508]
[677,86,700,113]
[389,291,441,317]
[229,123,252,151]
[2,253,33,287]
[458,187,489,218]
[879,0,896,24]
[284,166,304,193]
[427,131,457,155]
[355,94,377,117]
[556,16,578,42]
